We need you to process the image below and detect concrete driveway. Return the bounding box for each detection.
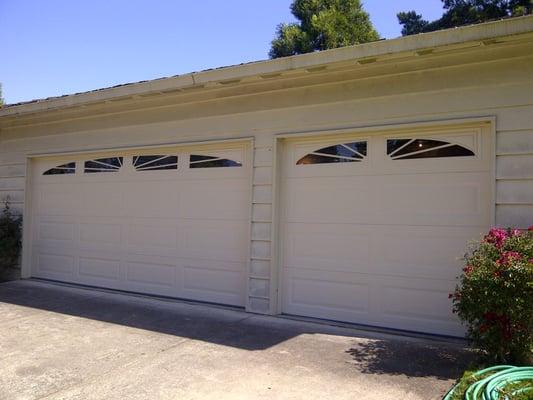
[0,280,473,400]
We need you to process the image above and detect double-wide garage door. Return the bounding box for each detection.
[30,142,250,307]
[281,127,492,336]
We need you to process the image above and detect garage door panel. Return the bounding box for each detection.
[124,182,179,219]
[180,220,248,262]
[284,224,482,280]
[284,224,372,273]
[375,226,482,280]
[380,285,455,323]
[178,257,245,273]
[283,266,373,322]
[80,182,126,218]
[180,261,245,305]
[37,185,81,216]
[78,257,120,281]
[380,181,480,215]
[125,260,177,289]
[180,179,249,220]
[287,275,370,312]
[285,177,375,223]
[377,173,489,226]
[34,252,75,276]
[37,221,76,243]
[80,222,122,246]
[183,266,244,295]
[378,278,463,336]
[180,258,246,306]
[31,215,78,247]
[283,266,463,335]
[128,223,179,249]
[285,174,489,226]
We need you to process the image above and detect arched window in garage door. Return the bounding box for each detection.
[133,155,178,171]
[84,157,123,173]
[43,162,76,175]
[189,154,242,168]
[387,139,474,160]
[296,141,367,165]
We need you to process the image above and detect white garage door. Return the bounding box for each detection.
[30,142,251,307]
[281,127,492,336]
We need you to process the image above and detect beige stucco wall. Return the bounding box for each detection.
[0,31,532,314]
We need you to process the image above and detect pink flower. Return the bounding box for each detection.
[497,251,522,267]
[510,229,521,237]
[484,228,508,248]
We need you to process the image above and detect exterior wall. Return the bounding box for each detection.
[0,42,532,314]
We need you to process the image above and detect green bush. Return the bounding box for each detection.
[451,227,533,364]
[0,198,22,277]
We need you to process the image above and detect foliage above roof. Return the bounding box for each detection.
[398,0,532,36]
[270,0,379,58]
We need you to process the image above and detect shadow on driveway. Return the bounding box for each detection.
[0,279,474,382]
[0,279,300,351]
[346,339,474,380]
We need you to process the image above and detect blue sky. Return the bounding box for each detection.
[0,1,444,104]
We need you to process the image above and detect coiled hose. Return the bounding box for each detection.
[443,365,533,399]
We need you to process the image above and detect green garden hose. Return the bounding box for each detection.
[443,365,533,400]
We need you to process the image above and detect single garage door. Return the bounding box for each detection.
[281,127,492,336]
[30,142,251,307]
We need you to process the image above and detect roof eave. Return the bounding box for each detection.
[1,15,533,118]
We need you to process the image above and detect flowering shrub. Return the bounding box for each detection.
[0,199,22,278]
[450,227,533,364]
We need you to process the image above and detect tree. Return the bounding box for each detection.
[398,0,532,36]
[0,83,3,106]
[269,0,379,59]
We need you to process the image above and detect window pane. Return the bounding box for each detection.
[316,144,356,158]
[296,141,367,165]
[392,139,448,156]
[395,145,475,159]
[190,155,218,163]
[296,154,361,165]
[84,157,123,173]
[43,162,76,175]
[344,142,367,156]
[190,158,242,168]
[387,139,411,155]
[134,155,177,171]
